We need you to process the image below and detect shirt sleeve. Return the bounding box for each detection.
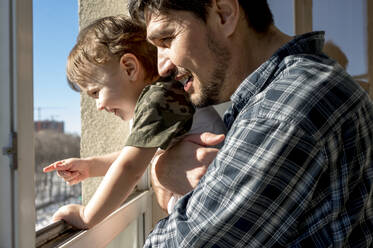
[125,81,195,150]
[145,118,325,247]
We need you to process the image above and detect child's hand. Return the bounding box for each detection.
[43,158,90,185]
[53,204,88,229]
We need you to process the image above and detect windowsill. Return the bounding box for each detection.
[36,189,152,248]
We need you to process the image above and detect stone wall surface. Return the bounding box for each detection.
[79,0,130,205]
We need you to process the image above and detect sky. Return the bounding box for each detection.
[33,0,367,135]
[33,1,80,134]
[268,0,367,76]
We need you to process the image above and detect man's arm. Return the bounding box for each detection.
[151,105,227,211]
[151,133,225,211]
[150,151,173,211]
[154,133,224,195]
[146,119,324,247]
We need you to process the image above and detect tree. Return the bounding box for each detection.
[34,130,81,209]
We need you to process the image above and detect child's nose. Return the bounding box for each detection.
[96,99,105,111]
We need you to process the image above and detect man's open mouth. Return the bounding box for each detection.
[178,75,193,92]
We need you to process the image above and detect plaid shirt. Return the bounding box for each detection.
[145,32,373,247]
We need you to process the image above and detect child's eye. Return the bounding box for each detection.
[89,90,99,98]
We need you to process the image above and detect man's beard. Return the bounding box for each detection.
[169,31,231,108]
[193,32,231,108]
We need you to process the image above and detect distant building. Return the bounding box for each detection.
[34,120,65,133]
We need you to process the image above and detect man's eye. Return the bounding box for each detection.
[161,37,172,42]
[160,37,173,46]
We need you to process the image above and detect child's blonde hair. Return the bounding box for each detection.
[67,15,158,90]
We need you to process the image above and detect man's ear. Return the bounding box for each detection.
[212,0,240,37]
[119,53,141,82]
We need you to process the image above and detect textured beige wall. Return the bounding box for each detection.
[78,0,129,205]
[78,1,167,240]
[79,0,129,30]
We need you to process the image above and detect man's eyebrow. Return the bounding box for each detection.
[147,28,173,41]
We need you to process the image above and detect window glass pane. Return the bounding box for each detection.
[268,0,295,36]
[33,1,81,230]
[313,0,368,83]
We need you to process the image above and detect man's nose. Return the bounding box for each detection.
[157,48,175,77]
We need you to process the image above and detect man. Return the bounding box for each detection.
[129,0,373,247]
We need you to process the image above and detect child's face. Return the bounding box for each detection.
[81,62,145,121]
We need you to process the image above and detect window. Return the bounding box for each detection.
[32,1,153,247]
[33,0,81,231]
[313,0,369,91]
[268,0,295,36]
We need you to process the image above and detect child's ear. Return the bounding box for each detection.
[120,53,141,82]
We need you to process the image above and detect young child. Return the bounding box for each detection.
[43,15,226,229]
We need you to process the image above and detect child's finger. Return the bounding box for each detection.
[67,178,80,185]
[43,161,63,173]
[57,170,72,178]
[67,179,79,186]
[43,164,55,173]
[54,160,71,170]
[44,160,71,173]
[67,172,85,185]
[63,171,80,183]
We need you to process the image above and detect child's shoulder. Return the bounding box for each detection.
[144,79,186,98]
[127,80,195,150]
[137,80,193,113]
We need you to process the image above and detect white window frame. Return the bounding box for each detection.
[0,0,15,247]
[55,190,152,248]
[0,0,35,247]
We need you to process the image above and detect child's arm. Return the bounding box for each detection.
[52,146,157,229]
[43,151,121,185]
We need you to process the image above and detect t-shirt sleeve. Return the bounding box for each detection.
[125,80,195,150]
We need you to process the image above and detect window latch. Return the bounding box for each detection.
[2,132,17,170]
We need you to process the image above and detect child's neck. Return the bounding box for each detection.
[148,75,161,85]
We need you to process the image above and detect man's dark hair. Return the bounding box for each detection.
[128,0,274,33]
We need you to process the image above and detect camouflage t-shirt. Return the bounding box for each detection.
[125,80,195,150]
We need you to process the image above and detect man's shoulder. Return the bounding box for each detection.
[276,53,363,105]
[239,54,370,135]
[280,53,342,82]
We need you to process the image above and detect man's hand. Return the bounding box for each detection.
[43,158,90,185]
[150,151,174,211]
[52,204,88,229]
[153,132,225,196]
